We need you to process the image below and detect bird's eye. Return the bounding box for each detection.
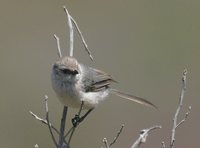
[60,69,78,75]
[61,69,70,74]
[73,70,79,75]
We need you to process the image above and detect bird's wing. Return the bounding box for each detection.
[79,64,157,109]
[80,64,116,92]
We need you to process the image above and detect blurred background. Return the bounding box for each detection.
[0,0,199,147]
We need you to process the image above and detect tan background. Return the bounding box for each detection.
[0,0,199,147]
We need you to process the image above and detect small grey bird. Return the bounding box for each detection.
[51,56,156,110]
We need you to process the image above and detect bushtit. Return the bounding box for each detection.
[51,56,156,110]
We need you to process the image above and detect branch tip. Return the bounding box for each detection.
[170,69,191,148]
[44,95,48,100]
[131,125,161,148]
[109,124,125,147]
[103,138,109,148]
[162,141,166,148]
[183,68,187,76]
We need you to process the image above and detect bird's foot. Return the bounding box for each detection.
[71,108,94,127]
[71,114,81,127]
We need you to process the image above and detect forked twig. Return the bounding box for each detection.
[170,69,191,148]
[68,127,75,145]
[30,96,69,148]
[175,106,191,128]
[44,95,58,147]
[131,125,162,148]
[67,101,84,144]
[63,6,94,61]
[102,124,125,148]
[66,103,93,145]
[29,111,59,135]
[70,16,94,61]
[30,96,59,147]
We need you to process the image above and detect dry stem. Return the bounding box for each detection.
[170,69,191,148]
[131,125,162,148]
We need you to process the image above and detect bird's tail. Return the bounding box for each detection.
[110,89,157,109]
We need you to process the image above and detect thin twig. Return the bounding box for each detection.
[102,124,124,148]
[78,101,84,115]
[131,125,162,148]
[170,69,189,148]
[44,95,58,147]
[70,16,94,61]
[109,124,125,147]
[68,102,84,144]
[67,104,93,145]
[58,106,68,148]
[54,34,62,58]
[103,138,110,148]
[161,141,166,148]
[29,111,60,134]
[68,127,75,145]
[63,6,74,57]
[64,126,74,139]
[63,6,94,61]
[30,97,70,147]
[176,106,191,129]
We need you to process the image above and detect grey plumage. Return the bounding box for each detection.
[51,56,157,109]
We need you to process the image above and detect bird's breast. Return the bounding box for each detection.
[51,74,82,108]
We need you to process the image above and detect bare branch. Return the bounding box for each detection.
[30,97,70,147]
[68,127,75,145]
[176,106,191,128]
[161,141,166,148]
[68,102,84,144]
[30,95,61,147]
[64,127,74,139]
[44,95,58,147]
[70,16,94,61]
[131,125,162,148]
[101,124,124,148]
[54,34,62,58]
[63,6,94,61]
[109,124,124,147]
[29,111,59,134]
[170,69,190,148]
[63,6,74,57]
[58,106,69,148]
[103,138,110,148]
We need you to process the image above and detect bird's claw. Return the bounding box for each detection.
[72,114,81,127]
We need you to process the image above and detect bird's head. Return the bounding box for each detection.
[52,56,80,83]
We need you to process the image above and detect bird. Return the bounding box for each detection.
[51,56,157,111]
